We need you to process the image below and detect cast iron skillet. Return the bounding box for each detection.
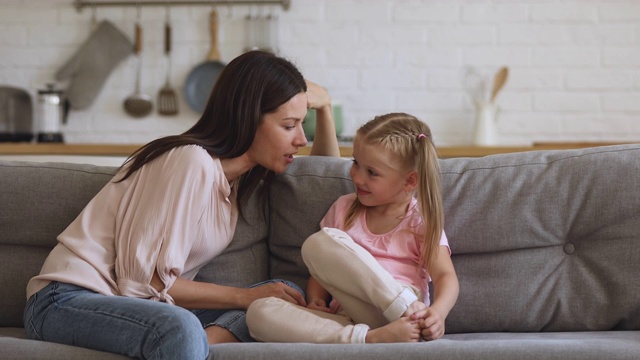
[184,10,225,114]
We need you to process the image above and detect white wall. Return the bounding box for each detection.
[1,0,639,146]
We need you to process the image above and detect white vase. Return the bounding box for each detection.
[473,101,498,146]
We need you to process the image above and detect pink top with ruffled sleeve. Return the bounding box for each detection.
[320,193,449,302]
[26,145,238,304]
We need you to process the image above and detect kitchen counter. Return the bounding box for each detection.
[0,142,634,159]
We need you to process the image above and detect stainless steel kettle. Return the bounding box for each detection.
[36,83,69,143]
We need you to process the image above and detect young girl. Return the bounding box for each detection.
[247,112,459,344]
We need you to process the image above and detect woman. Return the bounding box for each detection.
[23,50,340,359]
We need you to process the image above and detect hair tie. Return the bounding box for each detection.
[417,133,426,140]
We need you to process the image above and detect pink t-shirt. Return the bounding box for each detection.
[320,193,449,301]
[27,145,238,304]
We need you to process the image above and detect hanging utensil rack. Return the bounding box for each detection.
[74,0,291,11]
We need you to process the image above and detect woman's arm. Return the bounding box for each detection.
[151,271,306,310]
[305,80,340,157]
[411,245,459,340]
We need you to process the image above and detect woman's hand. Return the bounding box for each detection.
[305,80,331,111]
[247,282,306,308]
[305,80,340,157]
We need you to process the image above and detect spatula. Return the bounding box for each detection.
[490,67,509,104]
[158,8,178,116]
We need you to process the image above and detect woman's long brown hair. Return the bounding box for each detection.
[116,50,307,215]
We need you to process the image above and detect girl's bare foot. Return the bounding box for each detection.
[365,317,421,343]
[403,300,427,317]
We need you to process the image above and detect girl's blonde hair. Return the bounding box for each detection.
[344,112,444,273]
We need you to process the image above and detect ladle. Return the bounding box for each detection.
[123,6,152,118]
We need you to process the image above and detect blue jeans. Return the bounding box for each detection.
[24,279,303,360]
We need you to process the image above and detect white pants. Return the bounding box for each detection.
[247,227,419,344]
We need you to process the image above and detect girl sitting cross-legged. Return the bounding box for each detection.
[247,112,459,344]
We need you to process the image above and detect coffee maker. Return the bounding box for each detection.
[0,86,33,142]
[36,83,69,143]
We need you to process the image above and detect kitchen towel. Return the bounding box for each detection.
[56,20,133,110]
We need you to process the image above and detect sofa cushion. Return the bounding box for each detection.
[208,331,640,360]
[268,156,353,290]
[440,144,640,333]
[195,186,270,287]
[0,327,129,359]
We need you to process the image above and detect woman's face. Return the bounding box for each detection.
[247,92,308,174]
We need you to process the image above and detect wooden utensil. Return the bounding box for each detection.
[158,8,178,116]
[490,67,509,103]
[123,11,153,118]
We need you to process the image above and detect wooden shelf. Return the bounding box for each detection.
[0,142,634,159]
[310,142,634,158]
[436,142,633,158]
[0,143,142,157]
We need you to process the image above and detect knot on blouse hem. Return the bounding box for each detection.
[117,278,175,305]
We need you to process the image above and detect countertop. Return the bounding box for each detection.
[0,142,633,159]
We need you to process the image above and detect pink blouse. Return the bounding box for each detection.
[27,145,238,304]
[320,193,449,302]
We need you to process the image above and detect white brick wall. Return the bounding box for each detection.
[0,0,639,145]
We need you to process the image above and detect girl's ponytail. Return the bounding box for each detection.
[416,133,444,274]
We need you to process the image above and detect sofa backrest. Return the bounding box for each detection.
[0,161,116,327]
[268,145,640,333]
[4,144,639,333]
[194,187,270,288]
[442,144,640,332]
[268,157,354,290]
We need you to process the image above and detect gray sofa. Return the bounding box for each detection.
[1,144,640,360]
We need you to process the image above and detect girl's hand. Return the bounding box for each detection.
[412,245,459,341]
[328,298,341,313]
[248,282,306,308]
[307,298,331,312]
[307,298,340,313]
[412,307,446,341]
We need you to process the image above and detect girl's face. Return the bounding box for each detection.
[349,137,414,208]
[247,92,308,174]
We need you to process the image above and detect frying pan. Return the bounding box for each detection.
[184,10,225,114]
